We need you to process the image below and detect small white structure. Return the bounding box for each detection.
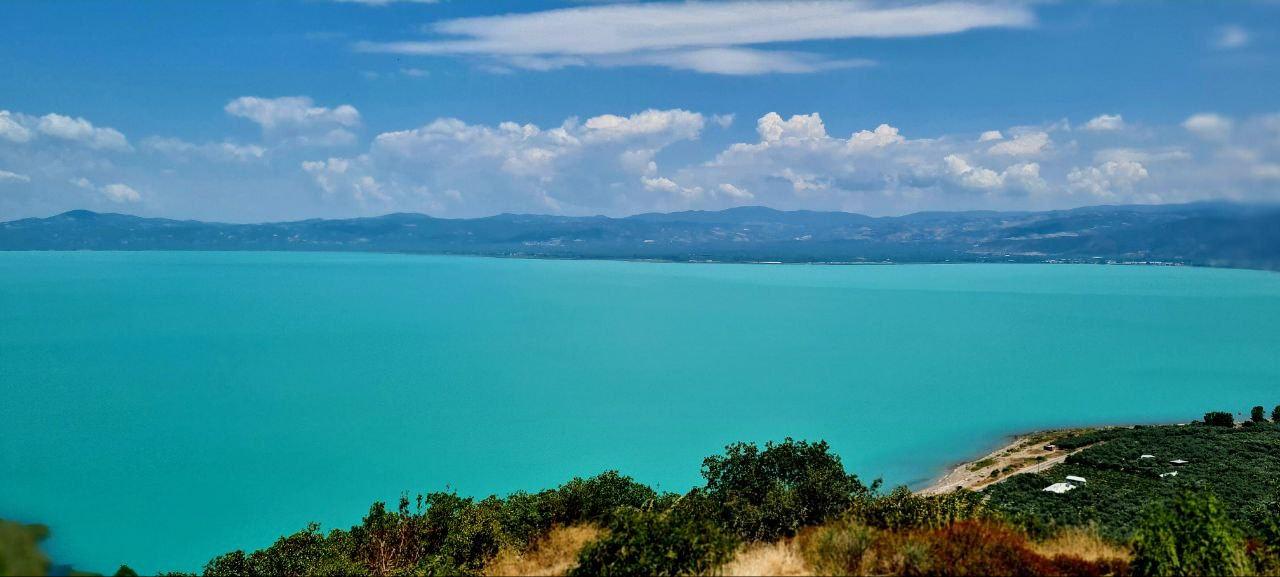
[1170,459,1189,465]
[1160,471,1178,478]
[1065,475,1087,484]
[1043,482,1077,494]
[1139,454,1155,459]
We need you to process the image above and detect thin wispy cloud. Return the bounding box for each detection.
[1212,24,1250,50]
[355,0,1035,74]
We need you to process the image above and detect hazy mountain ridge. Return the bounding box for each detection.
[3,202,1278,269]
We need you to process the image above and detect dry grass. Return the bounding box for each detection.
[1031,526,1131,562]
[484,524,603,576]
[721,538,813,577]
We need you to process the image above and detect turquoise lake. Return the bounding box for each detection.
[3,251,1280,573]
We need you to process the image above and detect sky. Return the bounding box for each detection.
[1,0,1278,222]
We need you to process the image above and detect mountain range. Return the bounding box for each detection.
[3,202,1279,270]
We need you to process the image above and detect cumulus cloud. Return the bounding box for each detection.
[1183,113,1233,140]
[101,183,142,203]
[978,130,1004,142]
[987,131,1050,156]
[356,0,1034,74]
[66,177,143,203]
[1067,160,1150,199]
[944,155,1046,193]
[225,96,361,146]
[1082,114,1125,132]
[35,113,130,151]
[302,108,710,214]
[0,111,33,143]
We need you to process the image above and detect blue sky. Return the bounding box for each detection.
[1,0,1278,221]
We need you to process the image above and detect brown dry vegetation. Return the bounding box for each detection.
[1031,526,1132,563]
[722,539,812,576]
[484,525,603,577]
[478,518,1133,576]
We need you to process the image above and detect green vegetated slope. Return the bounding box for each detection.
[8,411,1280,576]
[987,420,1280,540]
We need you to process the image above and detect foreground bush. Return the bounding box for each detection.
[698,438,874,541]
[801,518,1129,577]
[569,509,735,577]
[1131,492,1250,577]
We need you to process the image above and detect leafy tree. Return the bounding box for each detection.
[569,508,735,577]
[699,438,874,541]
[1203,411,1234,427]
[1273,405,1280,423]
[114,566,140,577]
[1131,492,1250,577]
[1253,406,1266,423]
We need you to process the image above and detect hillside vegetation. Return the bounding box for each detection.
[4,202,1279,270]
[5,407,1280,576]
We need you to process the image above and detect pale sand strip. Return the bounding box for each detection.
[917,428,1098,495]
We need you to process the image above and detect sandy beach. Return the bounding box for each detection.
[917,428,1101,495]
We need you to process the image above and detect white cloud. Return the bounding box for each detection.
[757,112,829,143]
[613,47,876,75]
[36,113,130,151]
[945,154,1003,190]
[1067,160,1149,199]
[582,109,705,143]
[143,137,267,163]
[101,183,142,203]
[1082,114,1125,132]
[1212,25,1250,50]
[944,155,1045,193]
[717,183,753,199]
[987,131,1050,156]
[304,108,709,214]
[356,0,1033,74]
[978,130,1004,142]
[1183,113,1233,140]
[225,96,361,146]
[0,169,30,183]
[0,111,33,143]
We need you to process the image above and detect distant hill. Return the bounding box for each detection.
[2,202,1279,270]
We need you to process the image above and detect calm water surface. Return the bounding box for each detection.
[3,252,1279,573]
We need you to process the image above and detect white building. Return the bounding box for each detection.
[1043,482,1077,494]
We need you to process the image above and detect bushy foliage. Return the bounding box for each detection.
[802,518,1128,577]
[850,486,989,531]
[803,518,878,575]
[1252,406,1267,423]
[1131,492,1250,577]
[199,470,656,577]
[698,438,874,541]
[988,423,1280,540]
[1204,411,1235,427]
[569,508,736,577]
[1273,405,1280,423]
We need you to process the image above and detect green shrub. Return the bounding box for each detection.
[803,518,878,576]
[699,438,874,541]
[1273,405,1280,424]
[1131,492,1250,577]
[569,509,736,577]
[1253,406,1267,423]
[851,487,989,531]
[1204,412,1235,427]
